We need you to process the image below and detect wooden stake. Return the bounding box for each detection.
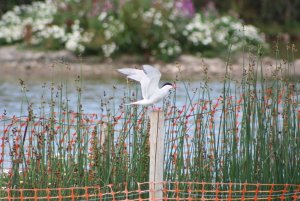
[148,110,164,200]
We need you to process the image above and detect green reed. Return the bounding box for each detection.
[0,45,299,199]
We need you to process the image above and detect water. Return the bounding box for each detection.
[0,78,227,170]
[0,79,226,116]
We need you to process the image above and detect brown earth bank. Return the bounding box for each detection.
[0,46,299,81]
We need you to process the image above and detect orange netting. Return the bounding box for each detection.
[0,182,299,200]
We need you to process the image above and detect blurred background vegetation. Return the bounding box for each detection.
[2,0,299,37]
[212,0,300,39]
[0,0,39,14]
[0,0,299,60]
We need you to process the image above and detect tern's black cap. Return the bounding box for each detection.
[162,82,173,87]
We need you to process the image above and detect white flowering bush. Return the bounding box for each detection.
[182,14,266,54]
[83,13,124,57]
[0,0,92,53]
[183,14,213,47]
[0,1,56,44]
[153,39,182,61]
[213,16,266,51]
[116,2,184,60]
[0,0,267,60]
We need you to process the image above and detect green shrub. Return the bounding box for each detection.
[0,0,267,60]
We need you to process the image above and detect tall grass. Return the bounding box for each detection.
[0,45,299,199]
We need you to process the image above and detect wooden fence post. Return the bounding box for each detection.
[148,110,165,200]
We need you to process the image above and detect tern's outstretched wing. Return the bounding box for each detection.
[142,65,161,98]
[118,68,150,99]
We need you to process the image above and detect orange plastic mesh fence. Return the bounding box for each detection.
[0,182,299,200]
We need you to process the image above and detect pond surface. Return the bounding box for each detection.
[0,79,227,116]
